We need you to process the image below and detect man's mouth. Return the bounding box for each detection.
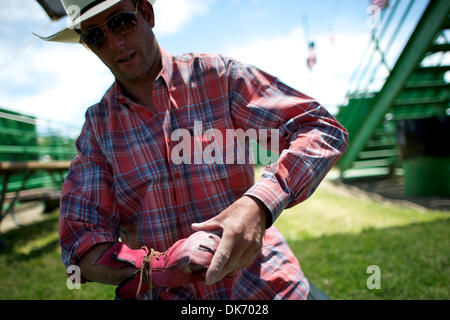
[117,52,136,64]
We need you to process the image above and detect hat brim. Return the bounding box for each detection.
[34,0,123,43]
[33,28,81,43]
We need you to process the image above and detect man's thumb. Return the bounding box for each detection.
[191,219,221,232]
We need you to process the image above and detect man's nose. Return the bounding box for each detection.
[104,28,127,50]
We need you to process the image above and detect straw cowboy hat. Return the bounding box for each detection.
[34,0,155,43]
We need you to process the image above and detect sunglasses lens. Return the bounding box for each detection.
[81,28,105,50]
[80,12,138,50]
[108,12,138,35]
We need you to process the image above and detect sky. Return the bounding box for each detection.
[0,0,429,134]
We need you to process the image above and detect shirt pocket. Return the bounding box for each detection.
[182,117,239,164]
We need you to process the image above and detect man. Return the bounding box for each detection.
[36,0,348,300]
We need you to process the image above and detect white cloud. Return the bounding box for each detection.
[0,0,45,22]
[153,0,214,36]
[0,0,110,130]
[1,23,370,132]
[226,26,370,114]
[0,43,114,129]
[0,0,217,130]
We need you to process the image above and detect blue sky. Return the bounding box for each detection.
[0,0,429,131]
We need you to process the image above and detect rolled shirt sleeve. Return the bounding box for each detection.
[59,111,120,267]
[226,58,349,226]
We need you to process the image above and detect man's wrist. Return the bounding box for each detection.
[80,243,140,285]
[244,195,271,229]
[118,267,140,285]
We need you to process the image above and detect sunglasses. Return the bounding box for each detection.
[80,1,140,50]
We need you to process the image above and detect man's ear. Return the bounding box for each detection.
[141,0,155,28]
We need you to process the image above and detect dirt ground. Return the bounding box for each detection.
[326,175,450,212]
[0,202,47,234]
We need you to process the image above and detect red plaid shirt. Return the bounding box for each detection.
[60,48,348,300]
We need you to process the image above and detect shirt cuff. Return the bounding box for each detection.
[243,175,291,227]
[70,232,116,267]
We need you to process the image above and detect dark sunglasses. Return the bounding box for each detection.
[80,2,140,50]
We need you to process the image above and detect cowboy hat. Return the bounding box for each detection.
[34,0,156,43]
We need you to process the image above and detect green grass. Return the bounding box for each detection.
[0,211,115,299]
[273,180,450,300]
[0,168,448,299]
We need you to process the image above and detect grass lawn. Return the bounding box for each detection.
[274,183,449,299]
[0,210,115,299]
[0,168,448,299]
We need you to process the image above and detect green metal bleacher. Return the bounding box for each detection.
[336,0,450,196]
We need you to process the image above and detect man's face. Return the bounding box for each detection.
[80,0,159,83]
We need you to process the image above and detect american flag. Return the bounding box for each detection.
[371,0,389,11]
[306,41,317,71]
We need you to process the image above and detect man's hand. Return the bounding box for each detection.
[191,195,268,286]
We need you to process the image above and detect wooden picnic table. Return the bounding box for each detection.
[0,160,71,174]
[0,160,71,249]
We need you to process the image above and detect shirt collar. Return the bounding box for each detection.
[157,47,174,86]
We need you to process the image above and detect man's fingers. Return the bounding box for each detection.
[205,231,235,285]
[206,235,257,285]
[225,270,240,278]
[217,236,251,277]
[218,239,259,281]
[205,251,230,285]
[240,247,261,270]
[205,231,264,286]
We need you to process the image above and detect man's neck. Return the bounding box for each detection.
[118,48,163,112]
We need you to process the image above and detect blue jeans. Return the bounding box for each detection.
[115,281,330,300]
[307,280,331,300]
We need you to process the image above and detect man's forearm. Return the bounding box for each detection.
[78,243,136,285]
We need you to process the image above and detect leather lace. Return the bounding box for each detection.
[136,248,154,300]
[136,248,170,300]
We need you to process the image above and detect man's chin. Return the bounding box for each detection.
[114,70,151,86]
